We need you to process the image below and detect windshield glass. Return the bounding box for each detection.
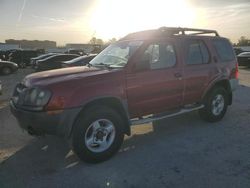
[90,41,143,68]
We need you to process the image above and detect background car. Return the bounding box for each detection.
[61,54,97,68]
[8,50,40,68]
[65,49,86,56]
[233,47,245,55]
[31,53,58,67]
[35,54,80,71]
[237,52,250,66]
[0,80,2,95]
[0,61,18,75]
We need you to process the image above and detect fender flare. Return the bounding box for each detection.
[68,96,131,138]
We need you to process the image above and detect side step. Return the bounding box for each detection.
[131,104,204,125]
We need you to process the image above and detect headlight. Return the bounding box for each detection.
[23,87,51,108]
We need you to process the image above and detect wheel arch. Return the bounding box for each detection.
[69,96,131,138]
[202,79,232,105]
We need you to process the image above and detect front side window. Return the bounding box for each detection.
[143,42,176,70]
[187,40,210,65]
[90,40,143,68]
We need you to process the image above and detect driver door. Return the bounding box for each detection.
[126,40,184,118]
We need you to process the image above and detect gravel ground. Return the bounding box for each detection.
[0,67,249,188]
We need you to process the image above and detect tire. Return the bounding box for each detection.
[2,67,12,75]
[199,87,228,122]
[72,105,124,163]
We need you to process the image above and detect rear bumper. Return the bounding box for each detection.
[10,100,81,137]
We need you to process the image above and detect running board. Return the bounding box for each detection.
[131,105,204,125]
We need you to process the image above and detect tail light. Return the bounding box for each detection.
[230,63,239,79]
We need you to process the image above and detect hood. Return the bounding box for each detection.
[0,61,18,66]
[23,66,110,87]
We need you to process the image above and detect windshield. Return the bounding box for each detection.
[90,41,143,68]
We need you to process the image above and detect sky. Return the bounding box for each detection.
[0,0,249,45]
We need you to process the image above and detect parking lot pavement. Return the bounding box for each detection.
[0,68,250,188]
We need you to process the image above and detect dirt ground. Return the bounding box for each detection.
[0,67,250,188]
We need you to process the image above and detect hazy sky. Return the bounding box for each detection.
[0,0,249,45]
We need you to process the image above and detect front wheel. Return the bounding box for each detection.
[72,106,124,163]
[199,87,228,122]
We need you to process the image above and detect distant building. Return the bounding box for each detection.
[65,43,103,53]
[46,47,67,53]
[5,39,56,50]
[65,43,89,49]
[0,43,20,51]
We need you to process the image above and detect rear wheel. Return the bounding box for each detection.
[72,106,124,163]
[2,67,12,75]
[199,87,228,122]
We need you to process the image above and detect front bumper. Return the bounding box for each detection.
[10,100,81,137]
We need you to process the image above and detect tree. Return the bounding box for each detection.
[96,39,104,45]
[89,37,97,45]
[89,37,104,45]
[108,38,117,44]
[237,36,250,46]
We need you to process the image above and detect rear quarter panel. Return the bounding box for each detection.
[201,38,237,97]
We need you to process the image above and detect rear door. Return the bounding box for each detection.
[183,39,214,104]
[126,39,184,118]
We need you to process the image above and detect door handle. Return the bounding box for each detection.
[174,72,182,80]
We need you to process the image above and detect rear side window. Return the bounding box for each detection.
[213,39,235,62]
[187,40,210,65]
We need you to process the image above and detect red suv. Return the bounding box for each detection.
[10,27,238,163]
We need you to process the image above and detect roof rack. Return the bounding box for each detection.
[158,27,219,36]
[120,27,219,41]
